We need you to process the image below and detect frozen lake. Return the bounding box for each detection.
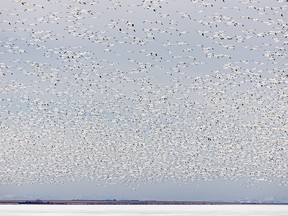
[0,205,287,216]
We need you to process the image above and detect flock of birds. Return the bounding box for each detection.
[0,0,287,187]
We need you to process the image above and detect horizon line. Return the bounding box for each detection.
[0,199,287,205]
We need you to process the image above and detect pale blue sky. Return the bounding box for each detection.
[1,180,288,202]
[0,0,288,202]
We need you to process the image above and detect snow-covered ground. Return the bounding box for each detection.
[0,205,287,216]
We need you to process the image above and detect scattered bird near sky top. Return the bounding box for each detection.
[0,0,287,187]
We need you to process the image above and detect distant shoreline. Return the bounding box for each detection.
[0,200,287,205]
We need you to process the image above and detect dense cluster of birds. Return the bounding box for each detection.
[0,0,287,187]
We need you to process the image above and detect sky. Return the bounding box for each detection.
[1,180,288,202]
[0,0,288,201]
